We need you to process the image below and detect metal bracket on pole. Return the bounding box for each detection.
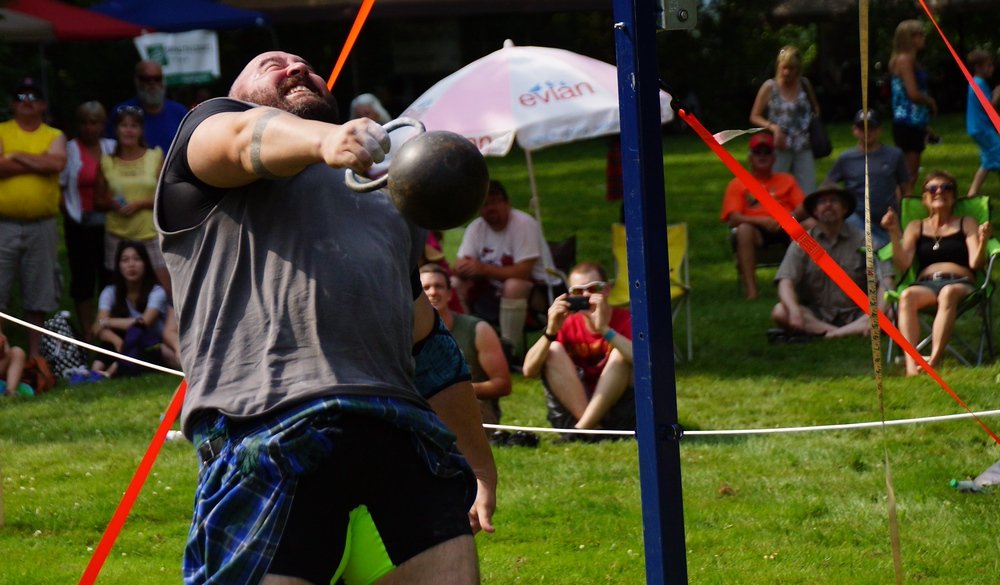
[656,0,698,31]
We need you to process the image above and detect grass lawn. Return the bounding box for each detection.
[2,113,999,584]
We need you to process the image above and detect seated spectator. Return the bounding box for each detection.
[522,261,635,434]
[420,264,511,427]
[454,180,561,357]
[721,131,810,299]
[60,101,117,341]
[824,109,909,250]
[423,230,464,314]
[90,241,172,378]
[881,170,990,376]
[770,184,878,341]
[0,332,32,397]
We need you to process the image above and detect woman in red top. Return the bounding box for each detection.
[59,101,116,340]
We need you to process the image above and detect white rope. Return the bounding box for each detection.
[0,310,184,377]
[5,309,998,438]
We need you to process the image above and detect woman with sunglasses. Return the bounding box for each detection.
[881,171,990,376]
[522,261,634,435]
[96,106,170,297]
[90,241,173,378]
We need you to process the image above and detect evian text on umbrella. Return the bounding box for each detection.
[519,81,596,107]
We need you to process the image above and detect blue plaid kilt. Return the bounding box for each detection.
[182,395,470,585]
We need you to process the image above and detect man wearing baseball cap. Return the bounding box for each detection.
[0,77,67,358]
[823,108,909,249]
[769,183,880,341]
[720,131,811,299]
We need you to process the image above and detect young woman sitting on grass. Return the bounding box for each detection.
[90,241,175,378]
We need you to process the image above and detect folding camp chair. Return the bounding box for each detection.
[730,228,788,294]
[883,195,1000,366]
[610,222,692,360]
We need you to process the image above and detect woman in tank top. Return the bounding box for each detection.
[749,45,820,194]
[889,19,938,196]
[881,170,990,376]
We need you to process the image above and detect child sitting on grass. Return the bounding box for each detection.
[0,333,33,397]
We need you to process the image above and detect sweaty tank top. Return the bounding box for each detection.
[916,221,969,269]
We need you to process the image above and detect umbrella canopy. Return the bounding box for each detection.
[401,40,673,157]
[0,8,54,43]
[90,0,269,32]
[6,0,147,41]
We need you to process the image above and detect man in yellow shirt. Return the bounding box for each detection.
[0,78,67,359]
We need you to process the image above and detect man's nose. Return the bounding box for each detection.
[285,62,309,77]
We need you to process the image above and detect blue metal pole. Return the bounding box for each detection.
[611,1,688,584]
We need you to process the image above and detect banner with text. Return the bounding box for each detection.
[134,30,220,86]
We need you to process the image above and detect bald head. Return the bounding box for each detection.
[230,51,339,123]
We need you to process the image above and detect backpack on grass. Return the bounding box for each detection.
[40,311,89,379]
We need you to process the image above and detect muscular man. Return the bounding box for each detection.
[155,51,495,585]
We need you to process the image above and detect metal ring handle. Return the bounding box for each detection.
[344,117,426,193]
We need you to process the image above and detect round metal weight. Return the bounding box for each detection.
[387,130,489,230]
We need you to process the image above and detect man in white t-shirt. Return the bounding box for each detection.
[454,180,557,357]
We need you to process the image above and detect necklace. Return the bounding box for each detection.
[931,221,948,251]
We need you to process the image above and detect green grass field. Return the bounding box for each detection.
[2,113,999,584]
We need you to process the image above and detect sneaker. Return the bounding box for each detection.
[505,430,539,448]
[16,383,35,397]
[489,430,511,447]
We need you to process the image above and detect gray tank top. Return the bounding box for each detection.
[157,100,426,434]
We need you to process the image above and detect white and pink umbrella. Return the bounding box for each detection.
[402,39,673,156]
[399,40,673,228]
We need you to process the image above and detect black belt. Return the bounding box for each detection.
[197,436,226,464]
[919,271,966,282]
[0,214,53,224]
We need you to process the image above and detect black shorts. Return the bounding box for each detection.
[268,417,475,584]
[729,227,790,249]
[541,371,636,431]
[892,123,927,154]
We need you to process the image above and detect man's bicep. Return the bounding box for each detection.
[187,112,257,189]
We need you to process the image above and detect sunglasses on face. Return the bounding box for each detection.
[136,74,163,83]
[116,105,144,118]
[751,147,774,156]
[925,183,955,195]
[568,281,607,295]
[15,93,40,103]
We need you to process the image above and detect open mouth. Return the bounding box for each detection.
[284,83,317,99]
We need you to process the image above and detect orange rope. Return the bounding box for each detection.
[79,380,187,585]
[678,108,1000,446]
[327,0,377,90]
[918,0,1000,134]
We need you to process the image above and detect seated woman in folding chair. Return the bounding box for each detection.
[881,170,991,376]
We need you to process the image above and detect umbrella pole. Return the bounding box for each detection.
[524,149,555,304]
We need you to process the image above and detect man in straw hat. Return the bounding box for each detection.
[769,183,883,341]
